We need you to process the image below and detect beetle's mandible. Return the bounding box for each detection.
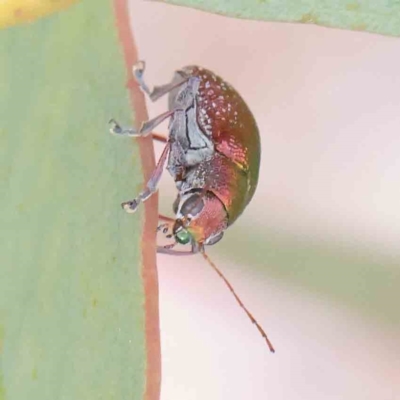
[110,62,274,352]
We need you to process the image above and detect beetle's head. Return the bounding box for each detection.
[172,190,228,249]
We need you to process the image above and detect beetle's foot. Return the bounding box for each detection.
[133,60,146,80]
[121,199,139,214]
[110,110,174,137]
[109,118,123,135]
[109,119,139,137]
[157,223,170,234]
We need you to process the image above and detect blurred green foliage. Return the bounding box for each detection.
[156,0,400,37]
[220,227,400,329]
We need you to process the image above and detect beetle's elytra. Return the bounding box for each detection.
[110,62,274,352]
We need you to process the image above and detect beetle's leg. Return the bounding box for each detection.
[157,215,175,238]
[133,61,188,102]
[121,142,170,213]
[157,240,201,256]
[152,133,168,143]
[157,223,170,235]
[158,214,175,223]
[157,247,197,256]
[109,109,174,137]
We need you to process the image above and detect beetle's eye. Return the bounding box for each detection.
[180,193,204,218]
[175,229,191,245]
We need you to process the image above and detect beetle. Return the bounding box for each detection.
[110,61,274,352]
[110,61,260,253]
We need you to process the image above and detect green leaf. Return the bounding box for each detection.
[156,0,400,37]
[0,1,154,399]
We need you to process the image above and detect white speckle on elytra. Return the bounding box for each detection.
[218,95,224,100]
[216,111,220,116]
[212,102,216,108]
[222,108,226,112]
[205,81,210,89]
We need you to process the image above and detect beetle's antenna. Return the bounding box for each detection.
[200,249,275,353]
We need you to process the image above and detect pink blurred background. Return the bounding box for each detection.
[129,2,400,399]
